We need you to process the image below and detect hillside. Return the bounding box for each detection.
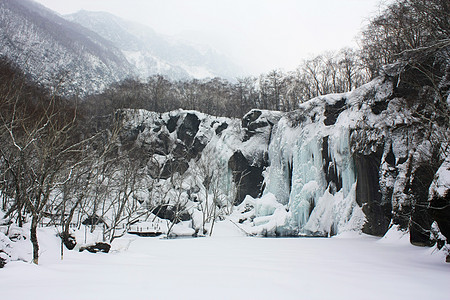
[0,0,134,95]
[65,10,242,80]
[0,0,242,96]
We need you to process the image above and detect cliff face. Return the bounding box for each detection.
[116,70,449,245]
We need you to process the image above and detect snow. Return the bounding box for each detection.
[0,222,449,300]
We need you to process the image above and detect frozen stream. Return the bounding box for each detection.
[1,221,449,300]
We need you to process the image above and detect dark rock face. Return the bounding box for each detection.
[166,115,179,133]
[82,215,104,226]
[429,190,450,243]
[410,165,436,246]
[79,242,111,253]
[354,148,392,236]
[215,122,228,135]
[371,100,389,115]
[228,150,265,205]
[150,131,171,156]
[324,98,346,126]
[190,136,208,159]
[322,136,342,194]
[177,113,201,146]
[172,141,188,159]
[152,204,191,223]
[0,251,7,268]
[160,159,189,179]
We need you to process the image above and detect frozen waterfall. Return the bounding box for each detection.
[261,101,364,236]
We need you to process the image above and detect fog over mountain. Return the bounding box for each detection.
[65,10,242,81]
[0,0,242,96]
[0,0,133,95]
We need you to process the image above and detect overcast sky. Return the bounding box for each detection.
[34,0,382,75]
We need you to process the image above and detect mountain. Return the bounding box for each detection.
[64,10,242,81]
[0,0,134,95]
[0,0,242,96]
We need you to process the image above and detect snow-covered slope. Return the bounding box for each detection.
[65,10,242,81]
[0,0,134,95]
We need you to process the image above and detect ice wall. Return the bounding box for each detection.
[261,93,368,236]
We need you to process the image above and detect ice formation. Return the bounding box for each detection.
[90,72,448,240]
[260,93,364,236]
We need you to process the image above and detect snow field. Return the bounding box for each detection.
[0,221,449,300]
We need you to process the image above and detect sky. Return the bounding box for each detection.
[34,0,382,75]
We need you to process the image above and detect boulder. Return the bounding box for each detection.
[79,242,111,253]
[60,232,77,250]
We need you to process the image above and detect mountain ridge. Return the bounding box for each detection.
[0,0,242,96]
[0,0,135,95]
[64,10,242,81]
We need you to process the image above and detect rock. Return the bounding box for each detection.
[82,215,104,226]
[60,232,77,250]
[190,135,208,159]
[354,148,392,236]
[79,242,111,253]
[152,204,191,223]
[371,100,389,115]
[429,190,450,244]
[410,164,436,246]
[177,113,200,146]
[242,110,268,141]
[428,159,450,245]
[247,121,269,131]
[172,141,188,159]
[324,98,346,126]
[228,150,264,205]
[322,136,342,193]
[242,110,262,128]
[166,115,179,133]
[160,159,189,179]
[0,251,7,268]
[446,254,450,263]
[153,131,171,155]
[215,122,228,135]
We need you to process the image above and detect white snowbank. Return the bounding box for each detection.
[0,223,448,300]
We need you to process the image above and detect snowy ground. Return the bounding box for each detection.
[1,221,449,300]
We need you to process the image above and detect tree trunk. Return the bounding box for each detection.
[30,214,39,265]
